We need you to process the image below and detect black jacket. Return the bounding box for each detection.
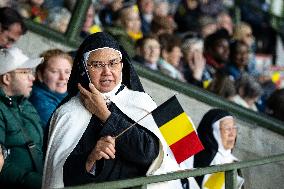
[63,101,159,186]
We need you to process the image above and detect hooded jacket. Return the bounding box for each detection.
[0,88,43,189]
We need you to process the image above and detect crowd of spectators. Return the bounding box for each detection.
[0,0,284,188]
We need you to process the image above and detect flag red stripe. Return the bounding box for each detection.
[169,132,204,164]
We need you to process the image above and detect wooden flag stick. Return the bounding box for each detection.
[115,110,152,139]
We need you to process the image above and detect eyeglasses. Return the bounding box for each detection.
[13,70,34,75]
[9,70,35,79]
[220,126,238,133]
[87,58,122,71]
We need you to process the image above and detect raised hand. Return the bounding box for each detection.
[78,83,111,122]
[85,136,116,172]
[188,50,205,81]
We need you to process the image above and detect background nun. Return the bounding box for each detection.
[193,109,244,189]
[43,32,185,189]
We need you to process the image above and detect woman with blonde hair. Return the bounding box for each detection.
[29,49,73,129]
[233,22,254,48]
[106,4,143,57]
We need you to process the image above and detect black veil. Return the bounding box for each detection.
[44,32,144,153]
[194,108,232,186]
[66,32,144,101]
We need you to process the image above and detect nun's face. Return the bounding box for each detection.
[219,117,237,150]
[87,48,122,93]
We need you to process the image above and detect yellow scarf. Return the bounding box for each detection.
[127,31,143,41]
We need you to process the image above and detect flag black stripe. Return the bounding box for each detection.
[152,96,184,127]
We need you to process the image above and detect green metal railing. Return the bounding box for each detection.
[23,0,284,135]
[65,153,284,189]
[134,64,284,135]
[23,1,284,188]
[23,0,91,48]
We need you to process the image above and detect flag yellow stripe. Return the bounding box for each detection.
[159,112,194,146]
[204,172,225,189]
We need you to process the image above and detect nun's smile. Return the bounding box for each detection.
[87,48,122,93]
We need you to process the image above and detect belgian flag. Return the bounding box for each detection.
[152,96,204,164]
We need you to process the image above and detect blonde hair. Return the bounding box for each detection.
[232,22,252,41]
[118,5,139,27]
[36,49,73,76]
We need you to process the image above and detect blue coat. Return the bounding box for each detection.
[29,82,67,130]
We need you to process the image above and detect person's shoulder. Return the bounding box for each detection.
[22,98,39,111]
[54,95,85,115]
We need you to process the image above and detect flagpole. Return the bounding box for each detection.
[115,110,152,139]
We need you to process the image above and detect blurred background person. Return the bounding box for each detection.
[0,7,27,49]
[158,33,185,81]
[239,1,276,57]
[233,22,277,112]
[226,40,250,81]
[46,7,71,33]
[216,11,234,36]
[174,0,201,34]
[150,15,177,37]
[265,88,284,122]
[99,0,123,27]
[153,0,170,17]
[232,22,258,77]
[0,0,12,7]
[137,0,154,35]
[181,37,209,87]
[194,108,243,189]
[80,4,102,38]
[0,47,43,189]
[204,29,230,79]
[29,49,73,130]
[207,69,237,101]
[198,16,217,39]
[232,74,262,112]
[132,35,161,71]
[105,4,143,58]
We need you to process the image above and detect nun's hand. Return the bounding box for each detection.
[86,136,116,172]
[78,83,111,122]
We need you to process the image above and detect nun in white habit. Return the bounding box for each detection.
[193,109,244,189]
[42,32,185,189]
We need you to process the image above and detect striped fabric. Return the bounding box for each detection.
[152,96,204,164]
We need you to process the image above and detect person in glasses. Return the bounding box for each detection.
[194,109,244,189]
[0,47,43,189]
[43,32,185,189]
[29,49,73,130]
